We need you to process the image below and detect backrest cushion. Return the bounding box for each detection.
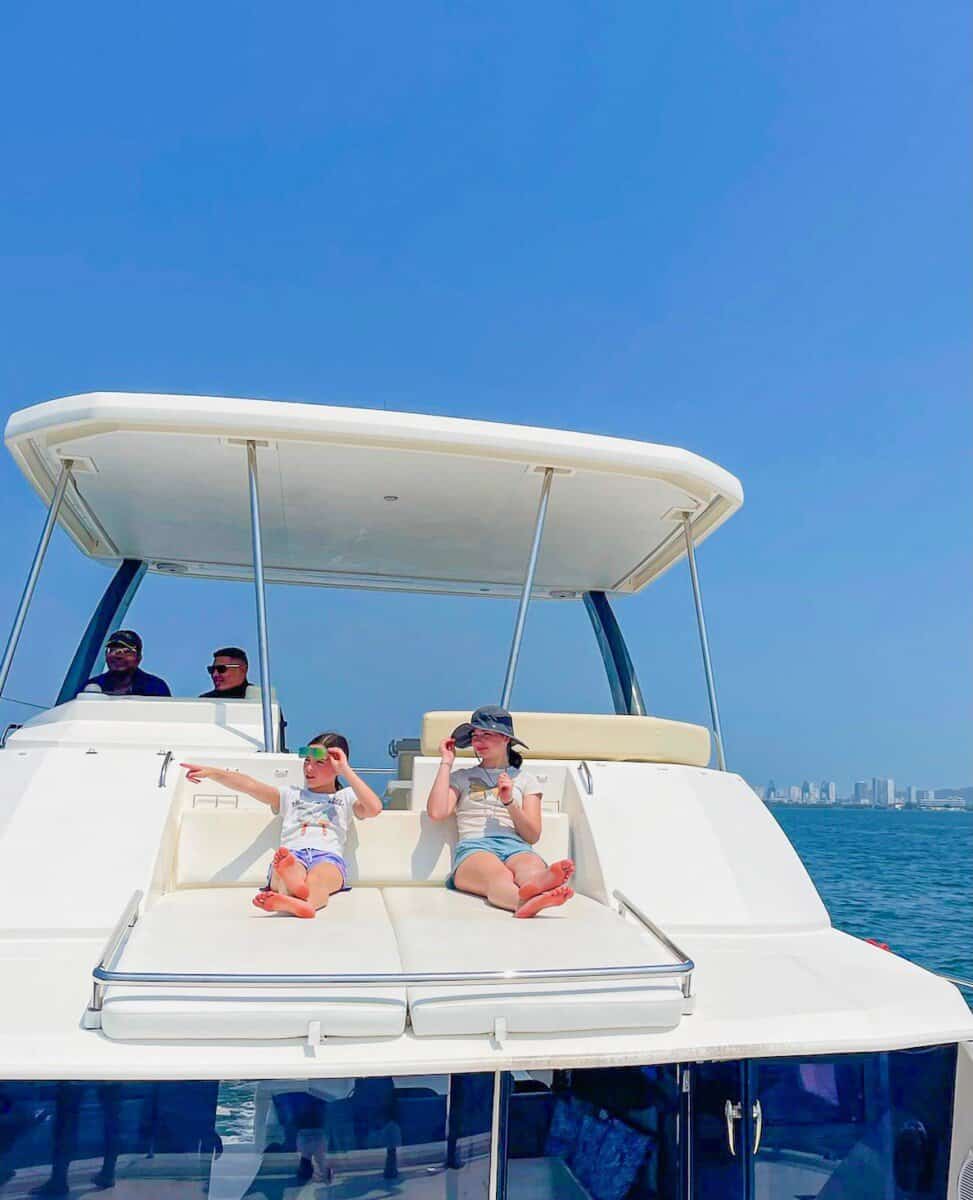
[420,711,711,767]
[174,809,571,889]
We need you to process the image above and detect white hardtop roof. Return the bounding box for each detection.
[4,392,743,598]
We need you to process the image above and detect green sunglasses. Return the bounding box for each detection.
[298,745,331,761]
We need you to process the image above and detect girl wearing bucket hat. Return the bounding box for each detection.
[426,706,574,917]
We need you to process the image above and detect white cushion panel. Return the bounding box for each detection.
[382,889,685,1037]
[175,810,571,889]
[101,889,406,1040]
[421,711,711,767]
[175,809,276,888]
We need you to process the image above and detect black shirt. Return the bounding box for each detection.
[199,681,251,699]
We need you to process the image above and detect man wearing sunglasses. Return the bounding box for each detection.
[82,630,171,697]
[199,647,252,699]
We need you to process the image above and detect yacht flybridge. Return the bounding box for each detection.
[0,391,970,1199]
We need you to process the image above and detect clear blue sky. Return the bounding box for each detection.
[0,2,968,791]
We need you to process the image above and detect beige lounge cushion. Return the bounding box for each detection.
[420,711,710,767]
[100,889,406,1041]
[382,888,685,1037]
[174,809,571,889]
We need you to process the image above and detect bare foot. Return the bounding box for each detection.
[518,859,575,903]
[253,890,316,919]
[515,884,574,919]
[272,847,310,899]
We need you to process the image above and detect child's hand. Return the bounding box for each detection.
[327,746,349,772]
[182,762,217,783]
[439,737,456,766]
[497,772,514,805]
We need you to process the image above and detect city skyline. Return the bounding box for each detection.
[761,775,971,808]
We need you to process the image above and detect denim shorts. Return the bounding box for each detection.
[265,848,348,890]
[446,834,542,889]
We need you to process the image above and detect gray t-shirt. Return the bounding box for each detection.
[449,764,543,842]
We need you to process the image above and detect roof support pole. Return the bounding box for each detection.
[681,513,727,770]
[57,558,147,704]
[246,441,275,752]
[500,467,553,709]
[583,590,647,715]
[0,459,73,699]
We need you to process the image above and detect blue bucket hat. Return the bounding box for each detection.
[451,705,528,750]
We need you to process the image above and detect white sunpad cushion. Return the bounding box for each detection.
[101,889,406,1041]
[382,888,685,1037]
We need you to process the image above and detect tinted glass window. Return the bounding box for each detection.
[751,1044,956,1200]
[505,1065,684,1200]
[0,1074,492,1198]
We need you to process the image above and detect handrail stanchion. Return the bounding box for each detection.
[0,460,73,698]
[500,467,554,708]
[246,441,275,753]
[681,513,727,771]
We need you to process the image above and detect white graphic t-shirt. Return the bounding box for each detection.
[449,765,543,842]
[278,784,355,856]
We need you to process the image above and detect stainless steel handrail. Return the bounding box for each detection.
[938,973,973,991]
[86,890,695,1019]
[0,723,23,749]
[157,750,173,788]
[613,888,695,999]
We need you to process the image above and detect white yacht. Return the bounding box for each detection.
[0,391,970,1200]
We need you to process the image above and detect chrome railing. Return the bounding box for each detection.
[85,889,695,1024]
[614,889,695,1000]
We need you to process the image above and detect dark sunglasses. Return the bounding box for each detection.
[207,663,244,675]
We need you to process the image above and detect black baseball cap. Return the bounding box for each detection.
[106,629,142,654]
[451,705,528,749]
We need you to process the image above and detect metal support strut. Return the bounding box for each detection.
[500,468,553,709]
[246,442,275,753]
[583,590,646,715]
[681,513,727,770]
[0,460,73,698]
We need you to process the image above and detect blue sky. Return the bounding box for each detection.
[0,2,968,791]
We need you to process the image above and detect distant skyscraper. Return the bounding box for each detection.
[789,785,802,804]
[907,786,919,806]
[766,779,777,802]
[854,780,871,805]
[821,780,837,804]
[801,780,811,803]
[872,777,895,807]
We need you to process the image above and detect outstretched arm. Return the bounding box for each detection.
[327,747,383,819]
[426,738,460,821]
[181,763,281,811]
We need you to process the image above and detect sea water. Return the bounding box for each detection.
[771,806,973,1001]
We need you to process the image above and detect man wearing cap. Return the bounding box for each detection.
[81,631,171,697]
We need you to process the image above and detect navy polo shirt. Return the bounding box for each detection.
[82,667,172,697]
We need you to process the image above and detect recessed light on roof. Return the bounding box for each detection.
[383,495,399,502]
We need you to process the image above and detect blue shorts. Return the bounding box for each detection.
[265,849,349,891]
[446,834,542,890]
